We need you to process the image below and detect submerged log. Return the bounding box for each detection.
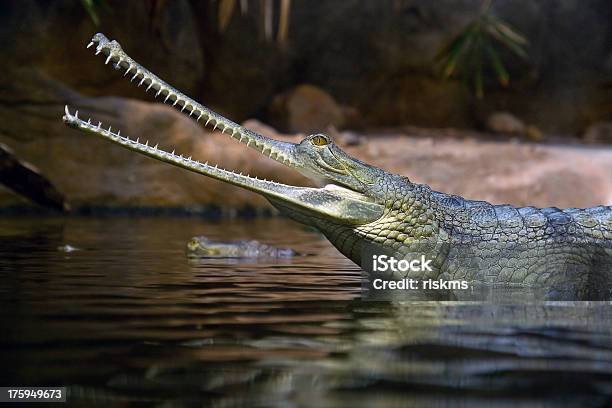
[0,143,67,212]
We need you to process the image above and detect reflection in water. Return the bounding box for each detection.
[0,216,611,406]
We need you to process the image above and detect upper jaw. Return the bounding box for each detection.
[88,32,299,168]
[63,33,384,225]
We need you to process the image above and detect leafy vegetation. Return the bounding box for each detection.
[434,0,528,98]
[80,0,109,26]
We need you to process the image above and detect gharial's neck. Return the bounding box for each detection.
[297,175,448,265]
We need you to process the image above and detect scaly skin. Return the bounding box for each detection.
[187,236,296,258]
[63,33,612,299]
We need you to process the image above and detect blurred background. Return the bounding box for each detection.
[0,0,611,214]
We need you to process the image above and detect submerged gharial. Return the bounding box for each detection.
[63,33,612,300]
[187,236,296,259]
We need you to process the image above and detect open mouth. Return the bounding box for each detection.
[62,33,383,225]
[62,105,291,192]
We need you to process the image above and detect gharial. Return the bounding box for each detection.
[187,236,297,259]
[63,33,611,300]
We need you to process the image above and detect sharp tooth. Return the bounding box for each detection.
[156,89,163,97]
[95,49,101,55]
[124,66,133,76]
[205,118,211,127]
[64,105,70,115]
[131,73,139,82]
[107,126,112,133]
[164,94,172,103]
[146,83,154,92]
[105,55,112,65]
[172,99,179,106]
[181,104,186,112]
[197,113,203,121]
[212,123,218,131]
[97,122,102,129]
[136,138,139,143]
[87,119,91,124]
[87,41,94,48]
[204,161,208,166]
[171,150,175,155]
[138,78,146,86]
[117,130,121,136]
[145,140,148,146]
[154,144,158,149]
[188,156,191,160]
[75,110,79,119]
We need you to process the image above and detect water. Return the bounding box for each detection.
[0,216,611,407]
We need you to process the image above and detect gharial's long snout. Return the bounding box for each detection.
[85,33,299,168]
[63,33,383,225]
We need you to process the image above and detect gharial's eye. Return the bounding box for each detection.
[311,135,329,146]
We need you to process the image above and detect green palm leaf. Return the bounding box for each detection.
[434,1,529,98]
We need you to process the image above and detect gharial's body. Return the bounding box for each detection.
[187,236,296,258]
[63,33,612,300]
[308,177,611,299]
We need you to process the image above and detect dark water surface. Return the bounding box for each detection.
[1,216,611,407]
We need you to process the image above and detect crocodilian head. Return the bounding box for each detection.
[63,33,385,228]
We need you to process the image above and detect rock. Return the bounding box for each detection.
[340,105,364,130]
[0,0,204,103]
[268,85,345,134]
[525,125,544,141]
[361,75,470,129]
[583,122,612,143]
[486,112,526,135]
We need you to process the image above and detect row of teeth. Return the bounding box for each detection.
[87,36,292,165]
[88,40,222,128]
[64,106,284,186]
